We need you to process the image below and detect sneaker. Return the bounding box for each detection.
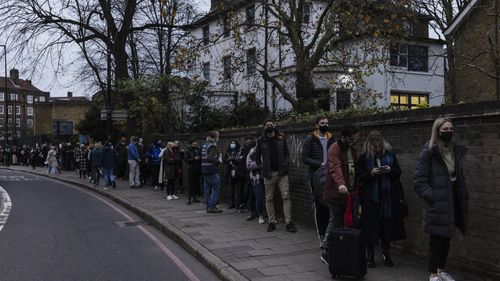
[429,275,442,281]
[167,195,173,200]
[246,213,255,221]
[320,251,329,265]
[266,222,276,232]
[153,186,159,192]
[438,272,455,281]
[172,195,179,200]
[285,222,297,233]
[104,187,109,191]
[258,215,265,224]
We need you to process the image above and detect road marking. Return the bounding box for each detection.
[0,175,33,181]
[45,178,201,281]
[0,185,12,232]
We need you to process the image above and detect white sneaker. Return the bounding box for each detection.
[153,186,159,191]
[429,275,442,281]
[167,195,173,200]
[104,187,109,191]
[258,215,265,224]
[438,272,455,281]
[172,195,179,200]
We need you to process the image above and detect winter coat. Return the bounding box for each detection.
[302,131,335,179]
[356,151,406,243]
[75,148,89,171]
[101,146,117,169]
[185,146,202,173]
[414,144,469,238]
[246,147,261,181]
[254,130,289,178]
[323,139,358,206]
[89,148,103,168]
[159,148,182,182]
[115,142,128,164]
[46,149,58,167]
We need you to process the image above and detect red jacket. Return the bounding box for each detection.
[323,139,358,205]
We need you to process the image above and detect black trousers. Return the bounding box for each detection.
[322,203,346,251]
[428,235,451,274]
[309,180,330,239]
[188,170,201,200]
[167,179,176,196]
[151,165,160,187]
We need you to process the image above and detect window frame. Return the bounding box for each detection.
[15,118,20,128]
[39,96,46,102]
[0,105,3,115]
[202,25,210,46]
[10,93,17,101]
[300,2,312,24]
[222,14,231,38]
[222,56,232,80]
[0,92,4,101]
[27,107,33,116]
[7,105,12,115]
[15,105,20,115]
[390,91,429,109]
[246,48,256,75]
[27,95,33,104]
[203,62,211,82]
[390,43,429,72]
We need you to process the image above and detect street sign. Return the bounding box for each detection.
[100,109,128,121]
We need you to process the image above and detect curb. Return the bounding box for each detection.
[2,167,248,281]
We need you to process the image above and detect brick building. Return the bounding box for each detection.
[0,68,50,141]
[34,92,92,140]
[445,0,500,102]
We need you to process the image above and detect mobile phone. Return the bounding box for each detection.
[379,165,390,170]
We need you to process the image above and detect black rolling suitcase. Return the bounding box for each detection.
[328,227,367,280]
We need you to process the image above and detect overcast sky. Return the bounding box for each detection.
[22,0,210,98]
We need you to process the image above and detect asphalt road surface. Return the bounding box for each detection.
[0,169,221,281]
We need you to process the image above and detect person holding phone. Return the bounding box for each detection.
[356,131,406,268]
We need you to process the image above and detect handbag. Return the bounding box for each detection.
[395,179,409,218]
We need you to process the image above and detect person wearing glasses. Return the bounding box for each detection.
[414,117,469,281]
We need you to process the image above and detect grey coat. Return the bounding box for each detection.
[414,144,469,238]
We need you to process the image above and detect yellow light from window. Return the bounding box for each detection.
[400,95,408,104]
[390,95,399,103]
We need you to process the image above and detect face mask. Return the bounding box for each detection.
[439,131,453,143]
[318,125,328,133]
[265,127,274,134]
[230,144,236,149]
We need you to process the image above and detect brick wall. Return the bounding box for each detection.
[454,0,499,102]
[168,101,500,280]
[34,102,91,135]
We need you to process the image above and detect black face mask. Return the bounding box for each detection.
[318,125,328,133]
[265,127,275,134]
[440,131,454,143]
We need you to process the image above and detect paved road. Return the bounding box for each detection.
[0,169,221,281]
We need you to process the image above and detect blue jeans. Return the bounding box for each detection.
[203,174,220,209]
[102,167,114,187]
[252,178,264,216]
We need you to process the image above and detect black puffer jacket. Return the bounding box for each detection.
[302,131,335,179]
[255,129,289,178]
[101,146,116,169]
[414,144,469,238]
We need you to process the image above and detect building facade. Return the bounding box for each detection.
[0,68,50,142]
[189,0,445,113]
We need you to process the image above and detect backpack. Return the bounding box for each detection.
[313,165,327,199]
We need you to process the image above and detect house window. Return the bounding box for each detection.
[27,107,33,116]
[300,2,312,24]
[15,118,20,128]
[390,44,428,72]
[10,93,17,101]
[0,105,3,115]
[336,89,351,110]
[7,106,12,115]
[202,25,210,45]
[223,56,231,80]
[0,118,3,127]
[39,96,46,102]
[223,14,231,37]
[27,95,33,104]
[15,106,20,115]
[15,131,20,138]
[0,92,4,101]
[27,119,33,128]
[390,91,429,109]
[246,5,255,26]
[8,118,12,125]
[203,62,210,81]
[246,48,256,74]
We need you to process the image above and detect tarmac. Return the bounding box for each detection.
[2,165,479,281]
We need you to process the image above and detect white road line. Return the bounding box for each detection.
[0,185,12,232]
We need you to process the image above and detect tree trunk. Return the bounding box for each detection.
[295,69,316,113]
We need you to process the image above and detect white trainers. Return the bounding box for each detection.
[167,195,173,200]
[172,195,179,200]
[258,215,265,224]
[429,275,442,281]
[438,271,455,281]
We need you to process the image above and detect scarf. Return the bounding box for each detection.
[365,153,393,218]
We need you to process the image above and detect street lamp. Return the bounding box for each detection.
[0,45,8,146]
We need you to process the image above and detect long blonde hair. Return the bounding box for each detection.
[363,130,391,159]
[429,117,453,147]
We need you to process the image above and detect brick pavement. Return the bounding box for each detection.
[3,165,479,281]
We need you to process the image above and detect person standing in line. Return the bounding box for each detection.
[224,140,241,209]
[89,142,103,187]
[185,140,202,204]
[115,137,128,180]
[128,136,141,188]
[101,142,117,190]
[255,120,297,233]
[147,140,164,192]
[356,131,406,268]
[302,116,335,252]
[202,130,223,213]
[246,142,265,224]
[138,138,149,186]
[173,140,185,194]
[160,142,181,200]
[46,145,58,175]
[414,117,469,281]
[322,124,360,263]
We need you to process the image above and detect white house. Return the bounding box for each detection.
[189,0,445,113]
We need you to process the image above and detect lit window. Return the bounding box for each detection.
[390,92,429,109]
[39,96,46,102]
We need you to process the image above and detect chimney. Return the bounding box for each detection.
[67,91,73,98]
[9,68,19,82]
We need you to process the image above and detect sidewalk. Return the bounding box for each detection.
[4,166,477,281]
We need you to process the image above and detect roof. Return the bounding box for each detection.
[0,77,48,94]
[49,96,90,103]
[444,0,481,36]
